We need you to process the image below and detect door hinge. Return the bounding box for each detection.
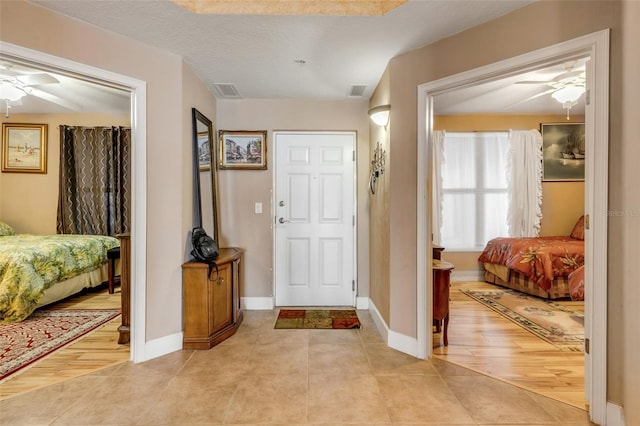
[586,89,591,105]
[352,280,355,291]
[585,337,590,354]
[353,215,355,226]
[352,150,356,162]
[585,214,590,230]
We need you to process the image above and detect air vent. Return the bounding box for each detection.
[212,83,241,98]
[348,84,367,98]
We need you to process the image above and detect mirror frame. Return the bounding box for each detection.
[191,107,219,243]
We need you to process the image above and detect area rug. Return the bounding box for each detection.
[461,289,584,351]
[275,309,361,329]
[0,308,121,381]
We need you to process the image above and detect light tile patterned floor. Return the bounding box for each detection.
[0,308,597,425]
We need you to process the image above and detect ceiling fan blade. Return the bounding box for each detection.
[17,73,60,85]
[28,88,79,110]
[504,88,556,109]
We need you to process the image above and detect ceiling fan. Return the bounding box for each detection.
[0,65,60,117]
[513,61,586,119]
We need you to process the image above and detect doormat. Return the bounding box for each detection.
[275,309,361,329]
[0,308,121,381]
[461,289,583,351]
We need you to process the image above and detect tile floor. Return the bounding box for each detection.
[0,309,597,425]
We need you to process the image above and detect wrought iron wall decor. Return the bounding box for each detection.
[369,141,386,195]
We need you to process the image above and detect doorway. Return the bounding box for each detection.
[273,131,357,307]
[1,41,148,363]
[416,30,609,424]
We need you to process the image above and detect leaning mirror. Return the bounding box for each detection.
[192,108,219,243]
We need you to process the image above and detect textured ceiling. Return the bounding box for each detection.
[4,0,586,117]
[31,0,534,100]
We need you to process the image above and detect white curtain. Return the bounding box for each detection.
[436,132,509,250]
[507,129,543,237]
[431,130,445,245]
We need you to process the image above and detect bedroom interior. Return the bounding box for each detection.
[429,55,589,409]
[0,55,134,383]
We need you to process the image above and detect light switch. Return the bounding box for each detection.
[255,202,262,214]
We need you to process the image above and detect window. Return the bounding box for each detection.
[440,132,509,250]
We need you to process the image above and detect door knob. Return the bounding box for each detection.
[278,217,290,224]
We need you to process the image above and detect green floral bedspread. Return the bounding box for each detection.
[0,234,119,323]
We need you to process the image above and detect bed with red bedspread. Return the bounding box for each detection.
[478,216,585,300]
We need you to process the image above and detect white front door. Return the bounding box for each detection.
[274,132,356,306]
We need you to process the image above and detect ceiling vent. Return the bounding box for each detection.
[348,84,367,98]
[212,83,241,98]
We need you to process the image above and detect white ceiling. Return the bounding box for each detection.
[2,0,586,116]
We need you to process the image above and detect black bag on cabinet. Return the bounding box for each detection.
[190,226,219,262]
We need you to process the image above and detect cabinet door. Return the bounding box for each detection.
[209,262,233,335]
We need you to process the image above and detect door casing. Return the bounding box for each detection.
[416,30,609,425]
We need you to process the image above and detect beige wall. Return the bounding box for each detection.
[1,0,218,342]
[369,67,391,323]
[216,99,370,299]
[0,113,130,234]
[433,114,585,272]
[372,0,639,417]
[616,2,640,423]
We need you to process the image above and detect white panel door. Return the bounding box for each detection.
[274,132,355,306]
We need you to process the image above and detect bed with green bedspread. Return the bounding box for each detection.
[0,234,119,323]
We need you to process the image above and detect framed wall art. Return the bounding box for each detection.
[540,122,585,181]
[218,130,267,170]
[1,123,48,173]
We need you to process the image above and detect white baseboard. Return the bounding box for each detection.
[606,402,626,426]
[387,329,418,357]
[368,299,418,357]
[141,332,183,362]
[356,296,369,309]
[451,270,484,282]
[367,300,389,343]
[241,297,274,310]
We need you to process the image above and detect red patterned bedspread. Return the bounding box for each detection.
[478,236,584,292]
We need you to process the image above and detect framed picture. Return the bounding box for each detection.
[540,122,585,181]
[2,123,48,173]
[197,130,211,171]
[218,130,267,170]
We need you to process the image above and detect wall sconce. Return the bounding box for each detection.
[368,104,390,127]
[369,141,386,195]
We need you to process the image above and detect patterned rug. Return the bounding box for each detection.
[461,289,584,351]
[0,308,121,381]
[275,309,361,329]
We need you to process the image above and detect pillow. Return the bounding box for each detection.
[0,220,15,236]
[570,215,585,240]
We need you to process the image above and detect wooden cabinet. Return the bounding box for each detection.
[433,259,454,346]
[182,248,244,350]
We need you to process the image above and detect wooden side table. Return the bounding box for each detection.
[433,259,454,346]
[432,244,444,260]
[117,233,130,345]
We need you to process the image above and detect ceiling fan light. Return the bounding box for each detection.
[0,82,27,101]
[551,86,585,104]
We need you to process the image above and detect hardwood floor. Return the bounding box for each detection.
[433,280,587,410]
[0,285,129,400]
